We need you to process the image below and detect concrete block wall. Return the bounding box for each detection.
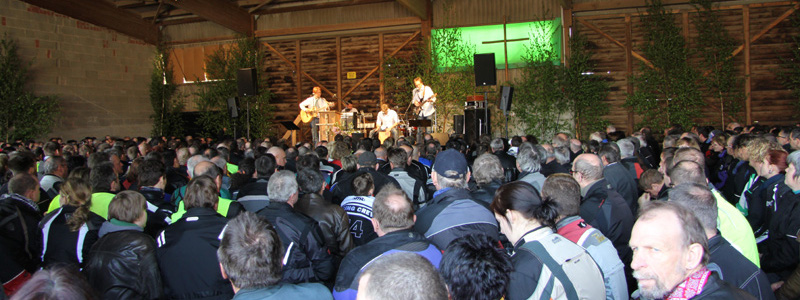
[1,0,155,140]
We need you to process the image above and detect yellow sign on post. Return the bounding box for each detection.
[346,72,357,79]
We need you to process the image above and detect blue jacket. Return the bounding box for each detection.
[414,187,498,250]
[333,229,442,300]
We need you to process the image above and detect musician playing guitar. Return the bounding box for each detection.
[369,104,400,142]
[299,86,333,143]
[412,77,436,119]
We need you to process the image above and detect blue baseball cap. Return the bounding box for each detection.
[433,149,468,179]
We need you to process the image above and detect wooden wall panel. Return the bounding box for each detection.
[749,5,799,124]
[257,31,420,141]
[573,2,798,133]
[341,35,381,110]
[264,41,298,121]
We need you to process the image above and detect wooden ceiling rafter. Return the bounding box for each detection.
[250,0,391,14]
[164,0,254,35]
[21,0,160,44]
[248,0,276,13]
[395,0,428,19]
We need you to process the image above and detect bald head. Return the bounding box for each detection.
[667,160,706,186]
[194,161,219,179]
[267,147,286,167]
[193,161,221,190]
[672,147,705,167]
[374,147,387,160]
[573,153,604,182]
[373,185,415,235]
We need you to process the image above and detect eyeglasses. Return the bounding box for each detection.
[570,169,577,175]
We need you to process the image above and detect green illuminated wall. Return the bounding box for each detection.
[433,19,562,69]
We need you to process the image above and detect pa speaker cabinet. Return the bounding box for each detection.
[499,86,514,112]
[465,108,491,143]
[227,97,239,118]
[237,68,258,97]
[453,115,465,135]
[473,53,496,87]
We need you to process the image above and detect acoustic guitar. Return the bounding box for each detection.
[300,107,319,123]
[414,93,437,116]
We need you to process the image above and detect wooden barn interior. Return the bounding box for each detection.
[1,0,798,141]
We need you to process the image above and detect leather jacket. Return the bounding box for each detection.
[256,201,334,284]
[295,193,354,262]
[84,221,163,300]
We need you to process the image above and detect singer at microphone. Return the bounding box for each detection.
[299,86,335,144]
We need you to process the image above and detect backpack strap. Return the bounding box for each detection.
[519,241,580,300]
[413,179,423,205]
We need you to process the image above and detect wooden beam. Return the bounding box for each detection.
[337,37,343,108]
[248,0,276,13]
[255,17,421,38]
[158,16,207,27]
[572,0,735,12]
[296,40,303,104]
[379,33,385,103]
[165,0,253,35]
[563,8,572,67]
[576,18,654,68]
[342,31,420,99]
[262,42,336,97]
[558,0,573,10]
[20,0,159,44]
[744,6,752,125]
[396,0,428,20]
[575,1,793,19]
[252,0,391,14]
[730,3,799,58]
[626,14,635,133]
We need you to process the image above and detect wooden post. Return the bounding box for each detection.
[682,11,689,39]
[744,6,751,125]
[379,33,385,104]
[625,14,635,134]
[337,37,342,110]
[296,40,302,101]
[296,40,303,140]
[563,8,572,67]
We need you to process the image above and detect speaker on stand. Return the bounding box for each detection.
[499,86,514,138]
[473,53,496,140]
[453,115,465,135]
[237,68,258,139]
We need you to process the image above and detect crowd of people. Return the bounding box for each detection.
[1,121,800,300]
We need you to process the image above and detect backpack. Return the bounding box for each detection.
[518,233,606,299]
[0,199,33,262]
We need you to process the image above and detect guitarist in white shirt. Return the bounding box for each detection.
[299,86,333,143]
[412,77,436,119]
[370,104,400,141]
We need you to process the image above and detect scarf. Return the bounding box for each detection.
[666,267,711,300]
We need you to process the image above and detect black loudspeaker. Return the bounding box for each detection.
[351,132,364,140]
[465,108,491,143]
[237,68,257,97]
[227,97,239,118]
[499,86,514,112]
[474,53,496,86]
[453,115,465,135]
